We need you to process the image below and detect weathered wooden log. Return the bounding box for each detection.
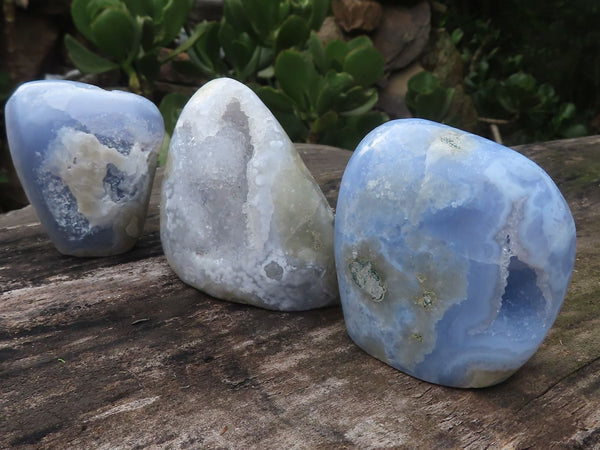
[1,139,599,448]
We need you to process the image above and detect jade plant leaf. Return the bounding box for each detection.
[406,71,455,122]
[315,71,354,114]
[156,0,194,46]
[343,45,384,87]
[346,35,373,51]
[244,0,280,42]
[311,110,338,134]
[219,23,256,73]
[71,0,95,42]
[309,32,328,73]
[275,15,310,54]
[64,34,120,73]
[341,88,379,116]
[308,0,330,30]
[191,21,222,72]
[223,0,252,36]
[159,92,190,135]
[325,40,348,71]
[321,111,388,150]
[256,86,295,113]
[275,50,319,112]
[90,8,136,61]
[122,0,155,17]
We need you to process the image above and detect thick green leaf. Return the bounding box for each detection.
[349,111,388,142]
[64,34,120,74]
[140,16,155,51]
[554,102,576,125]
[156,0,194,46]
[171,58,209,78]
[272,110,308,142]
[321,111,388,150]
[275,50,319,112]
[223,0,252,36]
[410,88,455,121]
[308,0,329,30]
[257,46,274,70]
[123,0,155,17]
[71,0,95,42]
[275,15,310,54]
[451,28,464,45]
[311,110,338,134]
[315,71,354,114]
[85,0,123,26]
[159,92,190,134]
[309,32,328,73]
[91,8,136,61]
[407,71,441,95]
[336,85,374,112]
[325,40,348,71]
[136,50,160,80]
[219,23,255,73]
[256,86,295,113]
[161,21,210,64]
[158,133,170,167]
[505,72,536,92]
[244,0,280,42]
[257,65,275,79]
[239,46,265,81]
[185,22,224,74]
[346,35,372,51]
[341,89,379,116]
[343,45,384,87]
[278,1,291,23]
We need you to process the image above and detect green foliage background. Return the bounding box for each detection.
[415,0,599,145]
[65,0,387,152]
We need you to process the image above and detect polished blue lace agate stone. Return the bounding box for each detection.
[335,119,576,388]
[6,80,164,256]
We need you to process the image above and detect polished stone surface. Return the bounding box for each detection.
[5,80,164,256]
[335,119,577,388]
[161,78,338,311]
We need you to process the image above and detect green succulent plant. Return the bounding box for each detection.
[159,0,387,150]
[65,0,197,95]
[179,0,329,83]
[405,71,455,124]
[256,34,388,149]
[67,0,388,151]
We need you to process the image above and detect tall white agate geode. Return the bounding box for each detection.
[160,78,338,311]
[335,119,576,388]
[5,80,164,256]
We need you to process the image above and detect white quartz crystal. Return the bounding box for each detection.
[160,78,338,311]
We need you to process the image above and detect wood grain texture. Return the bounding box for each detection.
[1,139,599,449]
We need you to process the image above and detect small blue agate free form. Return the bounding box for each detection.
[5,80,164,256]
[335,119,576,388]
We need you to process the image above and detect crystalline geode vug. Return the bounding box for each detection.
[160,78,338,311]
[5,80,164,256]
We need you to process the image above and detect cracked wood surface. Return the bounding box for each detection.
[1,140,599,449]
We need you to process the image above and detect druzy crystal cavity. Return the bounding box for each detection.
[335,119,576,388]
[160,78,338,311]
[5,81,164,256]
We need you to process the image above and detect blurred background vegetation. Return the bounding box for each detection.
[1,0,599,212]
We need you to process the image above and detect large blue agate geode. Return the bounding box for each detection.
[335,119,576,388]
[5,80,164,256]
